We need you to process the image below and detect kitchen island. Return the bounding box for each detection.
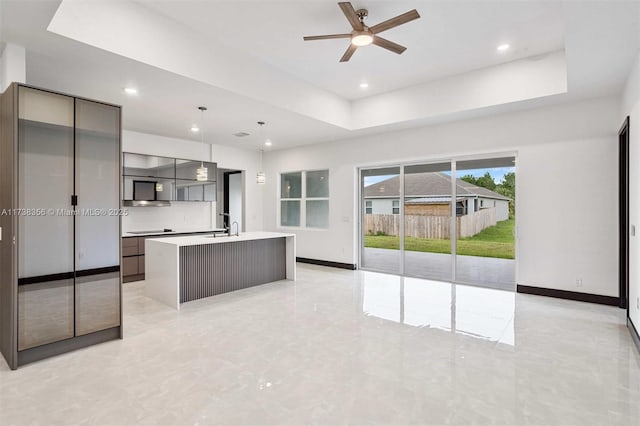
[144,232,296,309]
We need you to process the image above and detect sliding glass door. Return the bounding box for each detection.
[359,155,516,290]
[454,158,516,290]
[360,167,401,274]
[403,162,453,281]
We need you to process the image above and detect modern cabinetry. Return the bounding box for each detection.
[122,153,216,206]
[121,231,218,283]
[122,236,146,283]
[0,84,121,369]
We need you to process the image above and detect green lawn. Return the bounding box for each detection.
[364,218,515,259]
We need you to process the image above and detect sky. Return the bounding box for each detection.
[364,167,515,187]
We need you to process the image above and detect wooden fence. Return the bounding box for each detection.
[365,208,496,239]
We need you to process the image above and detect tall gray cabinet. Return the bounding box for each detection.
[0,83,122,369]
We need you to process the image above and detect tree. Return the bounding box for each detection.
[475,172,497,190]
[460,174,478,185]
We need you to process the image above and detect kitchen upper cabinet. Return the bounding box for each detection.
[123,153,216,203]
[123,153,175,178]
[176,159,217,182]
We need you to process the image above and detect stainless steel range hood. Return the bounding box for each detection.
[122,200,171,207]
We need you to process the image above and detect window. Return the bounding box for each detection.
[365,200,372,214]
[392,199,400,215]
[280,170,329,228]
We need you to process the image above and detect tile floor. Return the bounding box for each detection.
[1,263,639,425]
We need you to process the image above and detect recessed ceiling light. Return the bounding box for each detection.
[190,125,200,133]
[360,82,369,89]
[265,139,273,147]
[123,87,138,95]
[497,43,510,52]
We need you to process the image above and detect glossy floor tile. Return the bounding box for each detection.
[1,264,639,425]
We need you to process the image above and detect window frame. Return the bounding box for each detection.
[279,169,329,229]
[392,199,400,215]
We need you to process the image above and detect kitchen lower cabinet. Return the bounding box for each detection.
[122,236,145,283]
[122,232,220,283]
[0,83,122,370]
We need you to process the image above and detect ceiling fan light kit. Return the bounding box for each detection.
[304,2,420,62]
[351,30,373,46]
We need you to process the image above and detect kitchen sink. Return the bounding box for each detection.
[127,229,173,234]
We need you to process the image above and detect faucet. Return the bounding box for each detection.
[219,213,230,235]
[231,221,239,237]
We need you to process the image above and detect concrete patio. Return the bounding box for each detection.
[361,248,515,291]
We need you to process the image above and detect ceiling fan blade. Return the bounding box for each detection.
[340,44,358,62]
[370,9,420,34]
[372,36,407,54]
[303,34,351,41]
[338,2,364,31]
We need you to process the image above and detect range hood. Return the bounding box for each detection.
[122,200,171,207]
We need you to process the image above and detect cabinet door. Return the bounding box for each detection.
[123,153,175,178]
[122,256,139,276]
[75,272,120,336]
[175,179,204,201]
[18,279,74,350]
[17,87,75,350]
[74,99,121,333]
[17,87,74,279]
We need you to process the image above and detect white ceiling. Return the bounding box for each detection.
[1,0,639,150]
[136,0,565,100]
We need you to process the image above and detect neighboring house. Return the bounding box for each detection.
[364,172,510,221]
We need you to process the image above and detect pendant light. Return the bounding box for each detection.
[256,121,266,184]
[196,106,208,181]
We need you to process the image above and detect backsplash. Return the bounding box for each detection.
[122,201,215,232]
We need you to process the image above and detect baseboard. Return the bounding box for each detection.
[628,317,640,354]
[17,327,121,367]
[516,285,619,306]
[123,274,144,283]
[296,257,357,270]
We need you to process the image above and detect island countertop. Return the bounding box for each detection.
[122,228,227,238]
[146,231,296,247]
[145,232,296,309]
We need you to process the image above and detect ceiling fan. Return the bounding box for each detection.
[303,2,420,62]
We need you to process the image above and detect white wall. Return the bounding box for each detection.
[211,144,263,232]
[121,130,260,232]
[0,43,26,93]
[264,96,620,297]
[623,51,640,327]
[495,199,509,222]
[369,199,395,215]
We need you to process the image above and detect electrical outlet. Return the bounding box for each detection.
[576,278,583,287]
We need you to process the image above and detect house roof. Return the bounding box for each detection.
[364,173,510,201]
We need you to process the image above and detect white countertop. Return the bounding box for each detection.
[122,228,226,238]
[146,231,295,247]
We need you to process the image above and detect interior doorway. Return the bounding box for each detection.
[217,169,244,231]
[619,116,630,310]
[359,155,516,290]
